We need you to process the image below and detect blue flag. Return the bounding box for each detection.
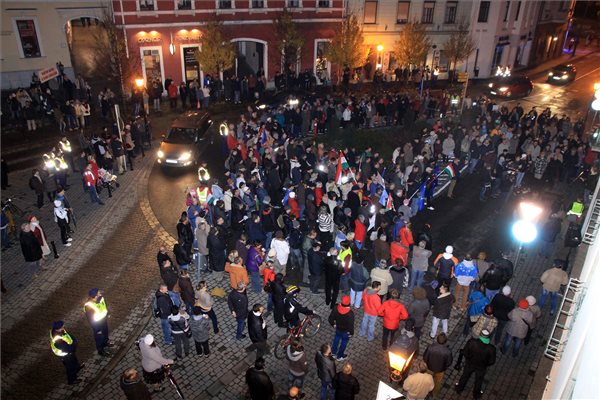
[282,188,290,206]
[417,181,427,211]
[261,128,267,145]
[380,187,388,207]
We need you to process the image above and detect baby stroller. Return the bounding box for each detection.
[98,168,120,197]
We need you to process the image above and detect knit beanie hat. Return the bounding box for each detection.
[518,299,529,309]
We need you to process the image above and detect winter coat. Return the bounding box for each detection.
[454,259,478,287]
[423,342,453,373]
[195,288,214,311]
[434,253,458,279]
[248,312,268,343]
[390,241,409,265]
[174,243,191,266]
[245,367,275,400]
[139,341,172,373]
[246,247,263,273]
[432,292,455,320]
[120,375,151,400]
[20,231,42,262]
[225,262,250,289]
[349,262,369,292]
[168,313,190,335]
[411,246,432,271]
[490,294,515,321]
[528,304,542,329]
[227,289,249,319]
[506,307,534,339]
[402,372,435,400]
[379,299,409,330]
[155,291,174,319]
[190,313,211,343]
[315,351,336,383]
[270,239,290,265]
[328,304,355,335]
[373,239,391,262]
[308,248,324,276]
[160,266,179,291]
[286,346,308,376]
[370,267,394,296]
[481,267,505,291]
[178,276,195,305]
[408,298,430,328]
[333,372,360,400]
[362,288,382,316]
[467,290,490,318]
[540,267,569,292]
[471,314,498,339]
[389,265,408,293]
[463,338,496,370]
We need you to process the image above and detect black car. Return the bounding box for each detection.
[547,64,577,84]
[157,111,213,168]
[487,76,533,98]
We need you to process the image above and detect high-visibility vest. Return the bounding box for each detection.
[197,186,209,205]
[83,297,108,322]
[570,201,584,217]
[338,247,352,272]
[50,330,73,357]
[59,140,72,153]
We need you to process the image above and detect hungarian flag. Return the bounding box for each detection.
[442,163,456,178]
[335,152,350,185]
[379,187,394,211]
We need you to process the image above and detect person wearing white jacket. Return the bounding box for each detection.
[53,200,72,246]
[270,230,290,276]
[139,334,174,393]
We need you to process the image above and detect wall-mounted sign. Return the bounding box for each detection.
[177,34,201,42]
[138,36,162,43]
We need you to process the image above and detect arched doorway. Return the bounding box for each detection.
[230,38,268,79]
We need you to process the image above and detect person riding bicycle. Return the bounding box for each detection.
[284,285,313,329]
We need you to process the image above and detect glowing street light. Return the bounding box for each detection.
[376,44,384,70]
[135,78,145,88]
[512,201,543,266]
[376,44,384,52]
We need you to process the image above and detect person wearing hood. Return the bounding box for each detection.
[348,256,369,308]
[120,368,151,400]
[379,289,409,350]
[501,299,534,357]
[430,284,455,338]
[463,289,490,336]
[423,333,453,398]
[524,295,542,346]
[286,340,308,391]
[408,287,430,338]
[490,285,515,345]
[54,200,72,246]
[359,281,382,341]
[433,246,458,289]
[455,329,496,399]
[454,253,479,310]
[315,343,337,400]
[246,357,275,400]
[328,295,355,361]
[370,260,394,300]
[410,240,431,290]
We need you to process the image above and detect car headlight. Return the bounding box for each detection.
[548,72,553,76]
[157,150,164,158]
[498,87,509,92]
[488,83,493,88]
[179,152,192,161]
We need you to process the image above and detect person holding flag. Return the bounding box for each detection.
[445,159,460,199]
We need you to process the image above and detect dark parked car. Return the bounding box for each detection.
[157,111,213,168]
[547,64,577,84]
[487,75,533,98]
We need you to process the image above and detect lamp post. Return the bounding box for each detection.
[512,201,542,268]
[387,340,416,383]
[376,44,384,70]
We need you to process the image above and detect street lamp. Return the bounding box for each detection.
[135,78,145,88]
[376,44,383,70]
[388,341,415,382]
[512,201,542,267]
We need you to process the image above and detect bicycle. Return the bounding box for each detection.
[273,314,321,360]
[163,364,185,399]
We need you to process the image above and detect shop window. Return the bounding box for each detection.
[182,46,201,82]
[422,2,435,24]
[397,1,410,24]
[478,1,490,23]
[364,1,378,24]
[177,0,192,10]
[219,0,233,9]
[315,40,331,84]
[15,19,42,58]
[287,0,301,6]
[139,0,155,11]
[318,0,330,8]
[445,1,457,24]
[142,48,163,84]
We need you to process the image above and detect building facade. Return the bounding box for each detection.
[529,0,575,67]
[112,0,343,88]
[1,0,109,90]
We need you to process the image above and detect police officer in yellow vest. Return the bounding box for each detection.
[83,288,113,356]
[50,320,84,385]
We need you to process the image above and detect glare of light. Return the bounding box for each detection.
[553,36,558,41]
[512,220,538,243]
[376,63,382,69]
[488,83,493,88]
[191,29,199,34]
[369,205,376,214]
[179,152,192,161]
[157,150,164,158]
[219,123,229,136]
[548,72,553,76]
[288,99,299,106]
[519,202,543,220]
[377,44,384,52]
[318,164,326,172]
[595,89,600,99]
[257,104,266,110]
[135,78,145,88]
[341,176,349,184]
[594,82,600,91]
[179,29,188,33]
[498,87,508,92]
[150,31,158,35]
[592,99,600,111]
[562,75,568,80]
[139,31,146,36]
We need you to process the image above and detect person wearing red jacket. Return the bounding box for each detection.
[314,182,324,207]
[359,281,382,341]
[379,289,408,350]
[390,239,409,266]
[287,192,301,220]
[83,164,104,205]
[400,223,414,249]
[353,214,367,247]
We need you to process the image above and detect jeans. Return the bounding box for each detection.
[168,291,181,308]
[409,269,425,289]
[468,158,479,174]
[485,288,499,301]
[172,333,190,358]
[350,288,363,308]
[267,293,274,312]
[87,185,102,204]
[502,334,523,357]
[160,318,173,344]
[359,314,377,341]
[339,274,349,292]
[288,372,305,389]
[331,330,350,358]
[494,319,507,344]
[431,317,448,337]
[250,271,262,293]
[539,288,559,314]
[320,381,334,400]
[515,171,525,187]
[540,240,555,259]
[236,318,246,339]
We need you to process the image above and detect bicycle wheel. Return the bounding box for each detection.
[302,314,321,338]
[273,336,289,360]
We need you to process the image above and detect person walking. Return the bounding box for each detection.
[454,253,478,310]
[315,343,336,400]
[539,260,569,315]
[168,306,190,360]
[139,334,174,393]
[433,246,458,288]
[430,284,455,338]
[83,288,112,356]
[286,340,308,391]
[248,303,269,358]
[228,282,249,340]
[245,357,275,400]
[189,306,211,357]
[328,295,355,361]
[359,281,382,342]
[379,289,408,350]
[423,333,453,398]
[501,299,533,357]
[409,241,431,289]
[50,321,84,385]
[408,287,431,339]
[333,362,360,400]
[455,329,496,399]
[155,284,174,345]
[370,260,394,300]
[120,368,151,400]
[490,285,515,344]
[54,200,72,247]
[402,359,435,400]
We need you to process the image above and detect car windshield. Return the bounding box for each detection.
[553,65,570,72]
[165,127,197,144]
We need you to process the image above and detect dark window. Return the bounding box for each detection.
[503,1,510,21]
[318,0,330,7]
[364,1,378,24]
[139,0,155,10]
[422,1,435,24]
[514,1,521,20]
[287,0,300,7]
[252,0,264,7]
[397,1,410,23]
[219,0,232,8]
[478,1,490,22]
[445,1,457,24]
[177,0,192,9]
[16,19,41,58]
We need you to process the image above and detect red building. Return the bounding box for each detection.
[112,0,342,88]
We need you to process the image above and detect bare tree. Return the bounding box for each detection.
[443,24,476,81]
[325,14,369,77]
[273,9,305,73]
[195,20,236,81]
[393,21,431,68]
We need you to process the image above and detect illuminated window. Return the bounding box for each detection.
[15,19,42,58]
